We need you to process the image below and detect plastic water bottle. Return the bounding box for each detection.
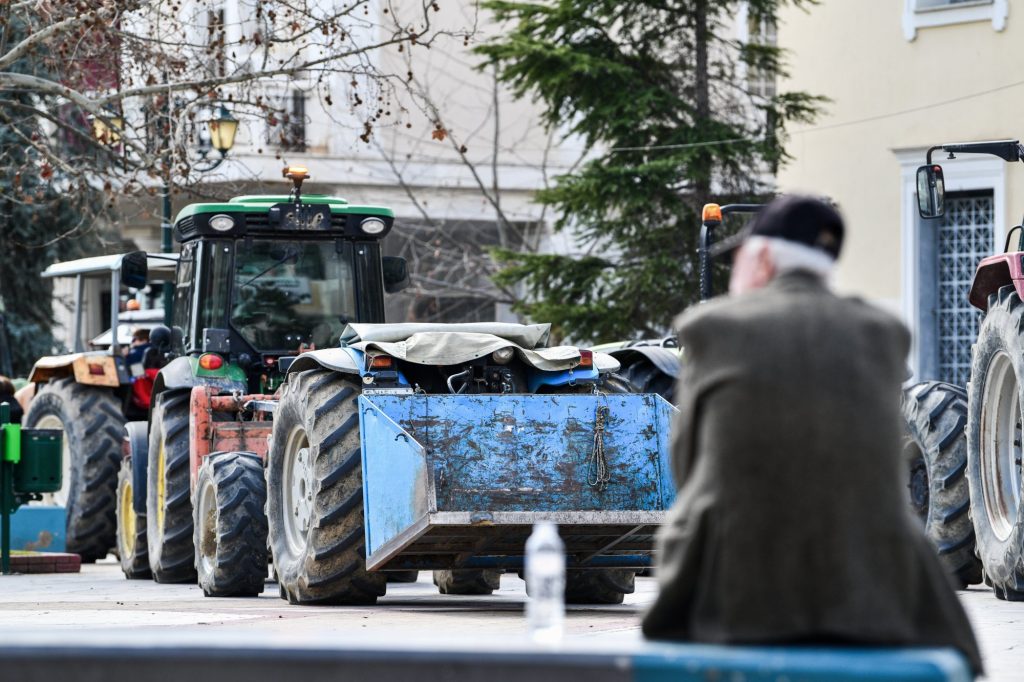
[525,521,565,644]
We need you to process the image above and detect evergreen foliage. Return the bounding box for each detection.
[479,0,823,341]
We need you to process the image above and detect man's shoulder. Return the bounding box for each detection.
[674,286,908,338]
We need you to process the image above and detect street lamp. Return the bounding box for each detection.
[90,111,123,145]
[206,106,239,157]
[91,102,238,321]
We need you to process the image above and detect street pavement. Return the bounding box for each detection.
[0,561,1020,680]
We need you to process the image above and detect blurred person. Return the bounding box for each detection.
[642,195,982,675]
[0,375,22,423]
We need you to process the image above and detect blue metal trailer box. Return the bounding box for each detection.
[357,392,676,571]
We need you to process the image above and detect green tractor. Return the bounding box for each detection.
[115,167,411,591]
[119,167,672,603]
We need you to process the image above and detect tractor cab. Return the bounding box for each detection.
[154,166,409,395]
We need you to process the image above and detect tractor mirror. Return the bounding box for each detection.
[121,251,149,289]
[382,256,411,293]
[917,164,946,219]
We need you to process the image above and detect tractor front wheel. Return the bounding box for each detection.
[902,381,981,588]
[116,458,150,579]
[146,390,197,583]
[267,369,386,605]
[194,452,268,597]
[968,285,1024,600]
[433,569,502,595]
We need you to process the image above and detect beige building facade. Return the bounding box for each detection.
[776,0,1023,383]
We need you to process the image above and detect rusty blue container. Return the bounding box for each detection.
[357,393,675,571]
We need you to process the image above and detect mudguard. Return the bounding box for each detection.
[152,356,246,400]
[123,421,149,514]
[285,347,363,376]
[606,346,681,379]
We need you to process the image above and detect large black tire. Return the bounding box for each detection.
[115,458,150,579]
[194,452,269,597]
[146,390,197,583]
[433,569,502,595]
[387,571,420,583]
[902,381,982,588]
[267,369,386,605]
[620,359,675,403]
[565,569,635,604]
[967,285,1024,600]
[24,377,124,562]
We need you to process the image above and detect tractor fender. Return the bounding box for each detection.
[123,420,149,514]
[969,253,1024,312]
[152,356,246,404]
[285,347,363,376]
[27,352,124,387]
[606,346,682,379]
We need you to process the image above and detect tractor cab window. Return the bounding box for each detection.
[231,240,356,351]
[172,243,197,353]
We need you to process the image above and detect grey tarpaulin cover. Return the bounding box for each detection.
[340,323,619,372]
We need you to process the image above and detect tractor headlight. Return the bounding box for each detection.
[361,217,386,235]
[209,214,235,232]
[492,347,515,364]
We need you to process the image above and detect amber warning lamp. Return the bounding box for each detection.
[702,203,723,223]
[284,166,310,203]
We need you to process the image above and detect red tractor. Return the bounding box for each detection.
[916,139,1024,599]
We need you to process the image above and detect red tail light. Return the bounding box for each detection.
[578,350,593,368]
[369,355,395,370]
[199,353,224,370]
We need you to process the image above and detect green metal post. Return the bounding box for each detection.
[161,91,174,326]
[1,401,11,575]
[162,180,173,326]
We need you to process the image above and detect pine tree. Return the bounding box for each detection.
[479,0,822,341]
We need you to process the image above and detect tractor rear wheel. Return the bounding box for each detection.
[968,285,1024,600]
[146,390,197,583]
[194,452,268,597]
[620,359,675,403]
[433,569,502,595]
[116,458,150,579]
[267,369,386,605]
[24,377,124,562]
[902,381,981,588]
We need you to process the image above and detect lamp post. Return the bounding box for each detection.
[92,104,238,321]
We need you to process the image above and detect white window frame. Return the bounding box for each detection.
[902,0,1007,41]
[897,149,1006,380]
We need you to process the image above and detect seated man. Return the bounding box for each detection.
[642,195,982,675]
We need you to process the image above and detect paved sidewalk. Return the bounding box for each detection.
[0,562,1018,680]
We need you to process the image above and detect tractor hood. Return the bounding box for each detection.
[342,323,618,373]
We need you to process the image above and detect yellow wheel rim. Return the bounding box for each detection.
[156,438,167,533]
[120,477,136,556]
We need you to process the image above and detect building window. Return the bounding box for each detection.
[269,91,307,152]
[902,0,1006,41]
[927,191,993,386]
[207,7,226,78]
[747,15,777,100]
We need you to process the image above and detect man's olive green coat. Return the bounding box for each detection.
[642,271,982,674]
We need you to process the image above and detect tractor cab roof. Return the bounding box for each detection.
[173,194,395,243]
[41,252,178,280]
